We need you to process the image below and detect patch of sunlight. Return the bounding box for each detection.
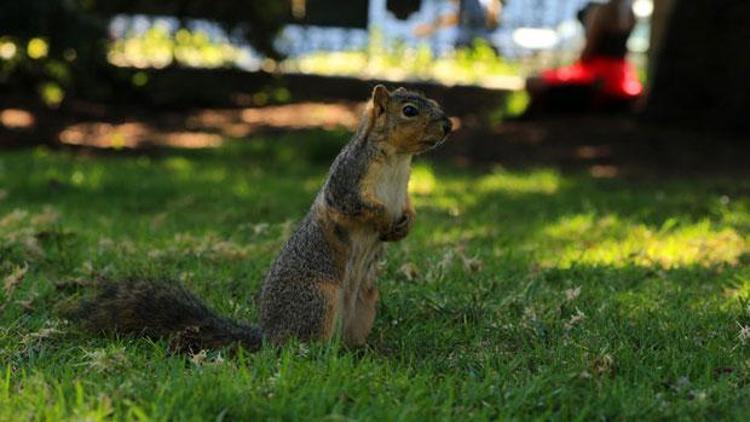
[27,38,48,59]
[39,82,64,107]
[544,216,747,268]
[303,177,324,193]
[70,171,85,186]
[163,157,194,175]
[718,202,750,229]
[293,51,369,76]
[722,273,750,302]
[505,91,531,118]
[413,177,478,217]
[0,39,17,60]
[283,37,522,90]
[109,25,242,70]
[417,194,471,217]
[108,25,173,69]
[410,164,436,196]
[476,168,560,195]
[0,109,35,129]
[545,214,627,240]
[232,180,251,198]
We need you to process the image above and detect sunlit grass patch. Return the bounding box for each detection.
[475,168,561,195]
[410,166,561,221]
[409,164,437,196]
[721,272,750,304]
[543,216,747,268]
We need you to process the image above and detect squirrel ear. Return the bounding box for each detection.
[393,87,408,94]
[371,84,390,116]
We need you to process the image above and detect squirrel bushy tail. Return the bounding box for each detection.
[74,280,262,353]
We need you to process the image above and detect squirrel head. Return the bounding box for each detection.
[365,85,452,155]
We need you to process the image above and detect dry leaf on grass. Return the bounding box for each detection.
[3,264,28,297]
[460,254,484,273]
[79,347,130,373]
[399,263,420,281]
[565,286,582,301]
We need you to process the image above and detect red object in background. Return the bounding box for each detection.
[541,57,643,103]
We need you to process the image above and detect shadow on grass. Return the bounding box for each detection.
[2,135,749,356]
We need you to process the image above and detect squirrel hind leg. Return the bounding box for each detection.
[342,286,379,347]
[260,280,342,346]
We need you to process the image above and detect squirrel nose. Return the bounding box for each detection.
[441,118,452,135]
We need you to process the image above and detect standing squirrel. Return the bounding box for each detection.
[75,86,452,352]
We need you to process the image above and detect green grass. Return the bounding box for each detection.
[2,133,750,420]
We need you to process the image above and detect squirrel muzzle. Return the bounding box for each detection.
[368,85,454,155]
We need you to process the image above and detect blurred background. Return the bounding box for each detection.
[0,0,748,173]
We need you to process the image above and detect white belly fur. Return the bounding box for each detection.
[374,155,412,219]
[338,155,411,332]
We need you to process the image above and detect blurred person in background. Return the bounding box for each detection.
[414,0,503,48]
[525,0,643,113]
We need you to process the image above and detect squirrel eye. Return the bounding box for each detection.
[402,105,419,117]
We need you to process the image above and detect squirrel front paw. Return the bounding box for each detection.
[379,212,414,242]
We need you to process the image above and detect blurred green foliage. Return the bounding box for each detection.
[0,0,285,106]
[108,26,244,70]
[0,0,106,106]
[487,90,531,124]
[93,1,285,58]
[286,36,521,88]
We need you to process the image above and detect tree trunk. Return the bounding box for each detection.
[645,0,750,132]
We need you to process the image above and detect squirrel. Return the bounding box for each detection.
[74,85,452,352]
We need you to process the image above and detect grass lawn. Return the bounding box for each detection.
[2,132,750,420]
